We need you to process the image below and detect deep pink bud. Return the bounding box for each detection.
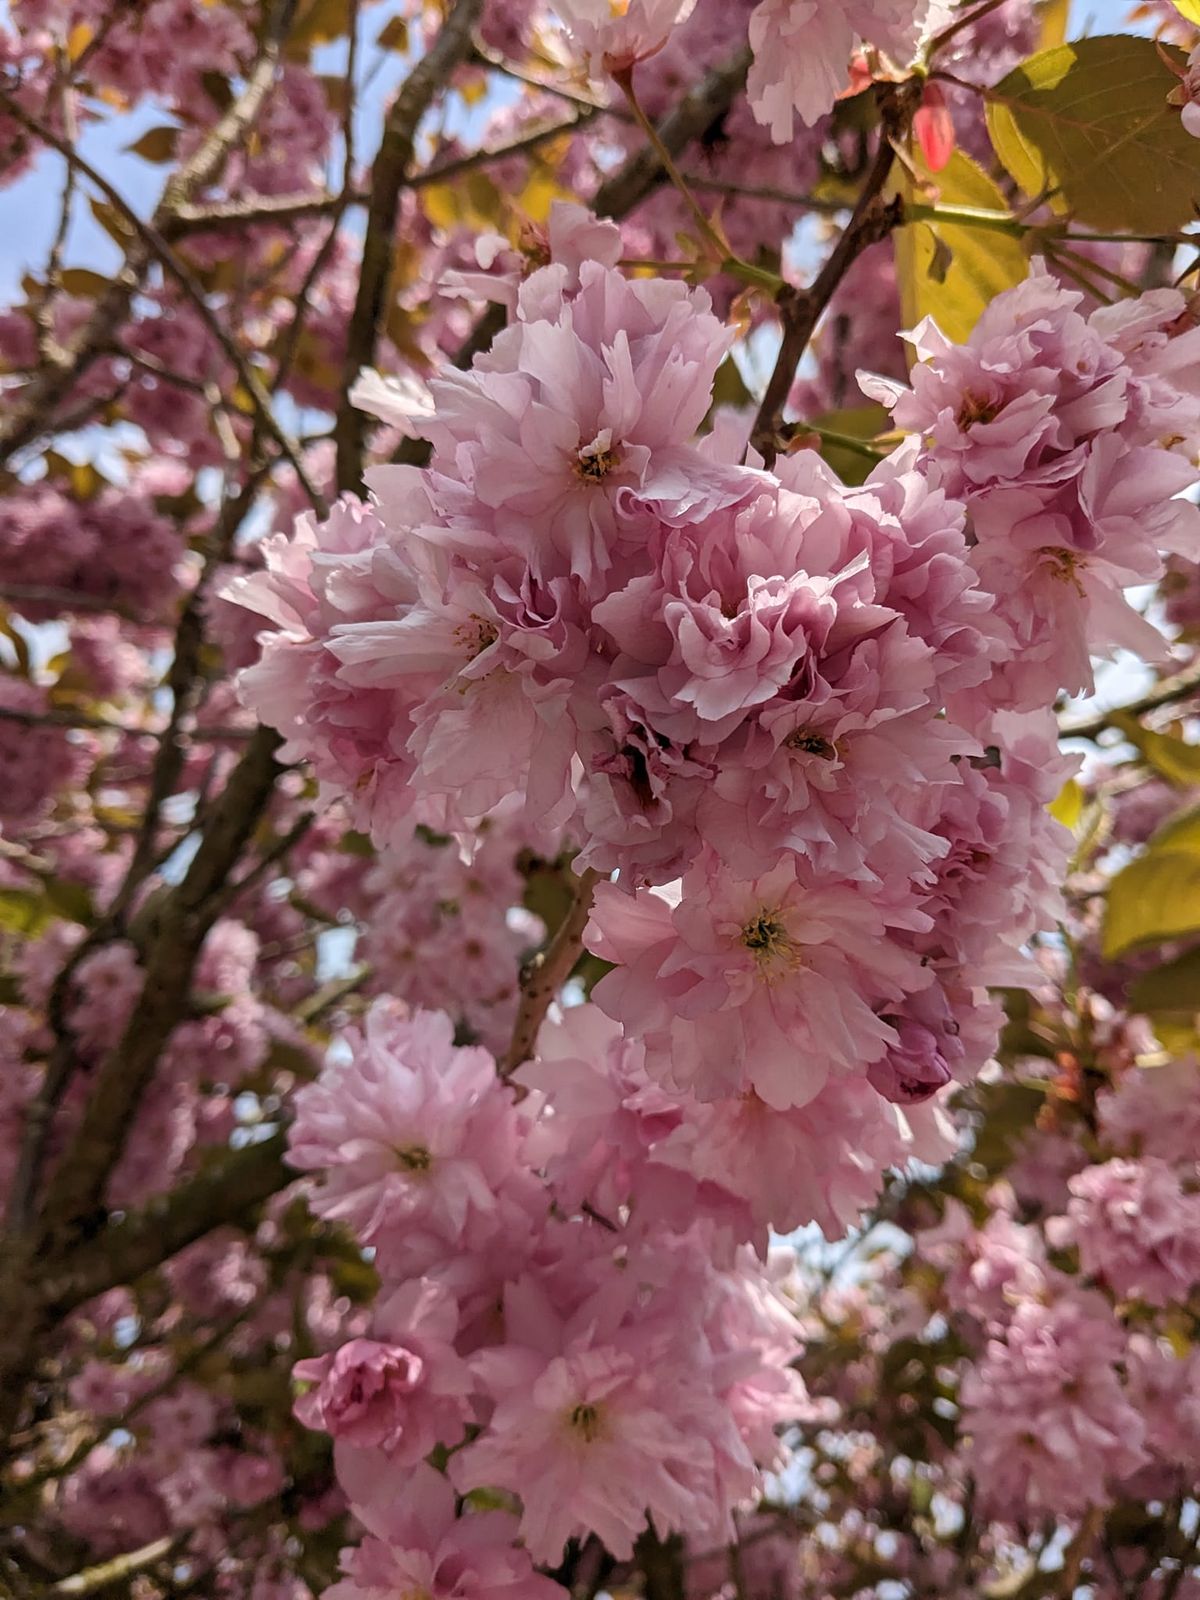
[868,1020,953,1104]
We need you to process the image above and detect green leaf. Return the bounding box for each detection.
[1110,712,1200,788]
[709,355,752,413]
[986,36,1199,233]
[805,403,891,487]
[46,879,95,926]
[1103,848,1200,958]
[893,149,1029,344]
[0,879,94,936]
[1128,943,1200,1014]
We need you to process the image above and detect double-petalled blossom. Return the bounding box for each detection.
[960,1291,1150,1517]
[865,266,1200,706]
[588,854,930,1109]
[555,0,699,75]
[327,1462,563,1600]
[286,1003,535,1273]
[292,999,807,1581]
[746,0,953,138]
[293,1279,472,1460]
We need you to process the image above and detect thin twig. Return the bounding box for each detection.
[1058,658,1200,740]
[0,0,302,471]
[501,868,601,1076]
[926,0,1011,59]
[750,79,919,464]
[390,42,754,472]
[470,39,619,114]
[334,0,485,492]
[0,94,322,509]
[418,108,599,185]
[49,1536,183,1597]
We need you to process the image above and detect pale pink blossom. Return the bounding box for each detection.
[589,853,930,1108]
[555,0,698,76]
[294,1280,471,1460]
[286,1003,534,1271]
[330,1461,562,1600]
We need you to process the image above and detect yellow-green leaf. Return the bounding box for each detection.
[1049,776,1085,828]
[986,36,1199,233]
[1110,711,1200,788]
[377,16,409,50]
[893,149,1029,345]
[1103,848,1200,959]
[57,268,111,298]
[1036,0,1071,48]
[0,889,54,936]
[125,125,180,163]
[805,403,891,487]
[66,22,93,60]
[1129,944,1200,1014]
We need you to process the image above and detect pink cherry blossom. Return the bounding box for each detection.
[286,1002,533,1271]
[556,0,699,76]
[330,1461,563,1600]
[589,853,931,1108]
[294,1279,471,1460]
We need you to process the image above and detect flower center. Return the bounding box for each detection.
[956,391,1002,429]
[575,442,621,482]
[1043,546,1086,595]
[740,911,801,972]
[452,614,498,658]
[568,1402,605,1442]
[395,1144,432,1173]
[786,727,837,759]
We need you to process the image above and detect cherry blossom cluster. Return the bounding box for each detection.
[5,0,1200,1592]
[865,265,1200,709]
[917,1037,1200,1527]
[287,1001,808,1588]
[231,204,1200,1586]
[355,808,548,1057]
[552,0,956,141]
[235,216,1200,1244]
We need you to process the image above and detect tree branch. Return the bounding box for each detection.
[0,730,285,1452]
[501,867,601,1076]
[43,1131,291,1317]
[334,0,484,493]
[750,80,919,465]
[39,729,286,1247]
[49,1536,183,1596]
[1058,658,1200,741]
